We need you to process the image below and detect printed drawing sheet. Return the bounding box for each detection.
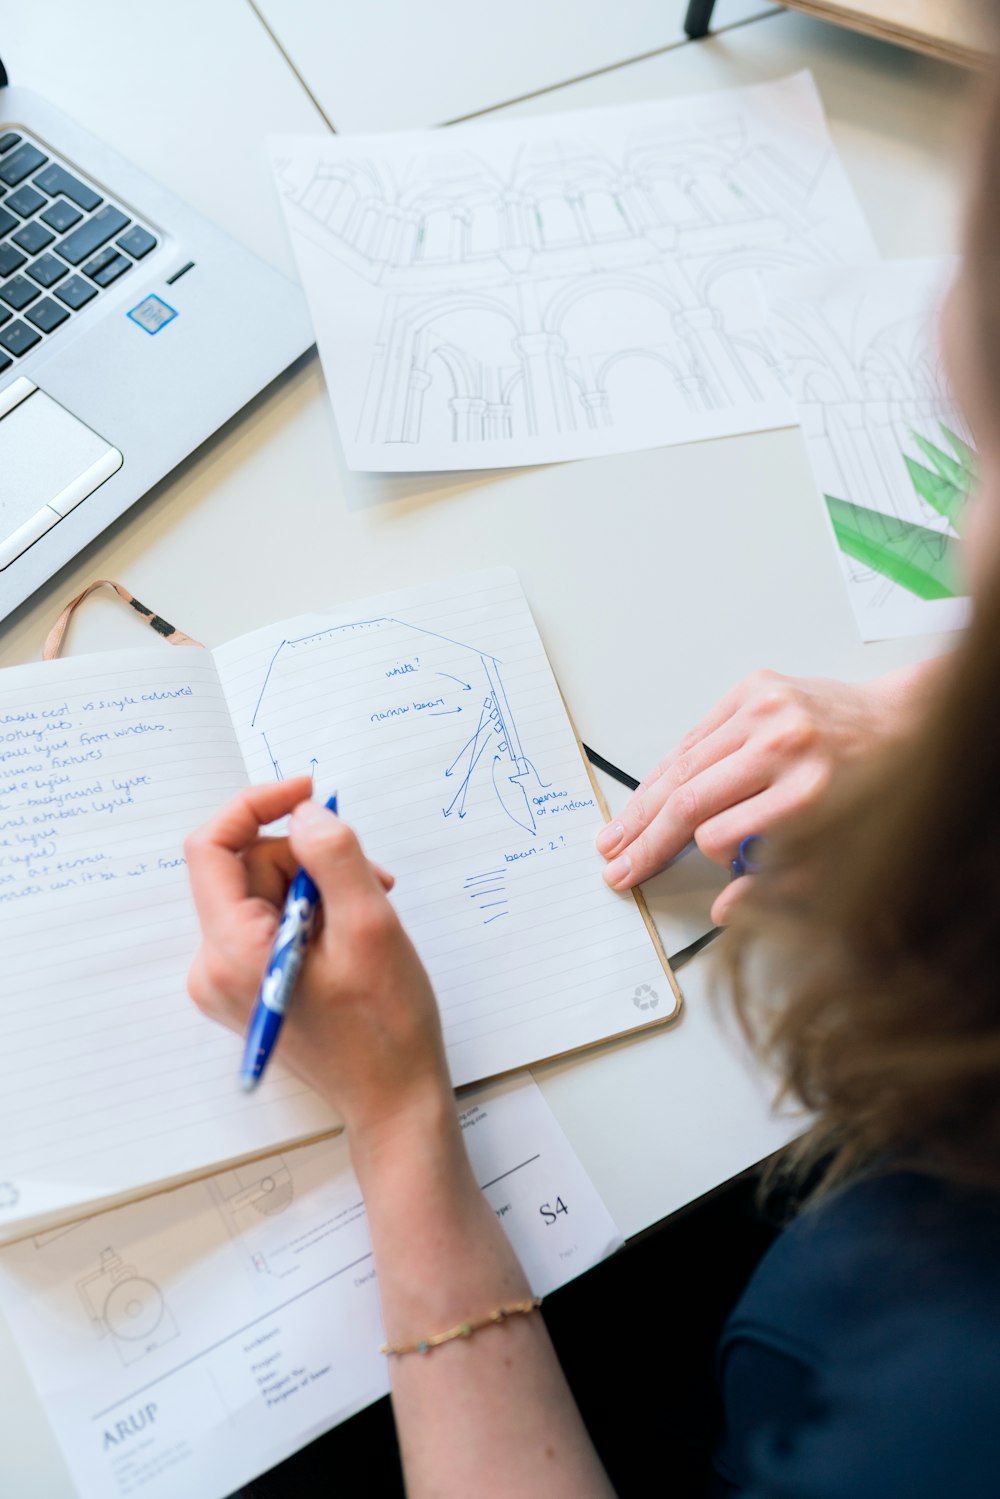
[215,568,678,1087]
[766,257,972,642]
[0,1075,623,1499]
[270,71,877,471]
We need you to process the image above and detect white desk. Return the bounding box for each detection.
[0,3,971,1493]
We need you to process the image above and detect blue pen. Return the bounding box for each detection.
[730,834,766,880]
[239,793,337,1091]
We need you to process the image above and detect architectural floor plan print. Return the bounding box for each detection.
[767,257,972,642]
[271,71,878,470]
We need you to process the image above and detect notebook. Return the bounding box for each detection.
[0,568,679,1242]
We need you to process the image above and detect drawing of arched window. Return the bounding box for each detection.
[418,207,455,262]
[371,208,403,263]
[699,251,818,333]
[418,342,484,443]
[502,368,527,439]
[726,334,778,403]
[300,173,341,221]
[546,273,680,342]
[354,203,383,258]
[534,195,580,248]
[801,362,849,404]
[372,295,521,445]
[641,173,701,227]
[583,189,629,241]
[393,217,420,266]
[467,200,504,256]
[328,181,360,236]
[597,349,698,424]
[688,173,752,223]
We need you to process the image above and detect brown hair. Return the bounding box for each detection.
[727,74,1000,1204]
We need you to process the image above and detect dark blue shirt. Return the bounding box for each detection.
[713,1171,1000,1496]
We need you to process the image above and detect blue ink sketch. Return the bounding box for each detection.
[248,615,550,836]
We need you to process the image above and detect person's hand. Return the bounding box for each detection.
[185,778,452,1150]
[596,662,942,924]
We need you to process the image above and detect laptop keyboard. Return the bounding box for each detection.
[0,130,158,374]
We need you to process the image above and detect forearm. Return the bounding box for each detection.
[352,1099,616,1499]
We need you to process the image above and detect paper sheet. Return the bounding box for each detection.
[251,0,780,134]
[215,568,677,1086]
[0,649,337,1241]
[0,1075,623,1499]
[765,257,972,642]
[269,71,877,471]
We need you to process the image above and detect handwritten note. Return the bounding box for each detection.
[215,569,677,1086]
[1,650,336,1240]
[4,570,674,1241]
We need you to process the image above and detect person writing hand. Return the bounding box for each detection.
[596,660,942,924]
[185,777,615,1499]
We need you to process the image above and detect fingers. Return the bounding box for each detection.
[243,838,300,909]
[692,759,831,866]
[288,800,386,918]
[185,777,313,927]
[371,862,396,893]
[711,877,751,926]
[601,742,771,890]
[628,675,765,801]
[597,713,748,860]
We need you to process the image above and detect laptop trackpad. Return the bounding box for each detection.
[0,378,123,570]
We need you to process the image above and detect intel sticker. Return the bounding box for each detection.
[127,295,178,335]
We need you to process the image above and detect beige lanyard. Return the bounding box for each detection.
[43,579,202,660]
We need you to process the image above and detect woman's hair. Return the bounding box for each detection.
[727,72,1000,1203]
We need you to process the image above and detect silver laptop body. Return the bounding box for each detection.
[0,64,313,624]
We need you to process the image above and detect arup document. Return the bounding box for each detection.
[0,1075,623,1499]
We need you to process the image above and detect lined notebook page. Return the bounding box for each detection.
[0,649,336,1240]
[215,569,675,1086]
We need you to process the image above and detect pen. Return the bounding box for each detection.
[239,793,337,1091]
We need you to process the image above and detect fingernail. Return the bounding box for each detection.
[596,821,624,855]
[603,852,632,888]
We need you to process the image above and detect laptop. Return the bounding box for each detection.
[0,55,314,624]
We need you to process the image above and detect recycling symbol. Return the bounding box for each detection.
[633,984,659,1011]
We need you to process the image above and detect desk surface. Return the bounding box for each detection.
[0,3,972,1493]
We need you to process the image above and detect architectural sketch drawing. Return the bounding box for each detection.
[208,1159,297,1277]
[76,1248,179,1366]
[767,257,972,642]
[271,71,878,470]
[249,616,549,837]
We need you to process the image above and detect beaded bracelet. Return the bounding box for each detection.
[379,1296,543,1356]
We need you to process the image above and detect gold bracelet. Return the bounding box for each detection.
[379,1297,543,1356]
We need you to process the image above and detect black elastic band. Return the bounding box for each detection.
[582,743,639,791]
[584,741,719,970]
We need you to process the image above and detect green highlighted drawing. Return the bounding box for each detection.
[824,425,974,602]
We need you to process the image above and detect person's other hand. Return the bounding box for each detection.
[596,662,940,924]
[185,778,451,1150]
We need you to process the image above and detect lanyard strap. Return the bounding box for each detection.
[43,579,203,660]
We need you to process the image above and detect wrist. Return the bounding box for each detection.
[348,1082,473,1198]
[868,657,947,729]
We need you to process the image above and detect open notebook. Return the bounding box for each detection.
[1,568,679,1242]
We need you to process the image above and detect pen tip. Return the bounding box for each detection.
[239,1074,258,1093]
